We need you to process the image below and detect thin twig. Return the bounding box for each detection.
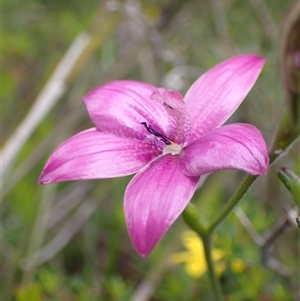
[47,182,93,229]
[21,185,55,285]
[1,33,91,179]
[1,108,84,198]
[235,207,293,277]
[20,198,98,270]
[234,207,264,246]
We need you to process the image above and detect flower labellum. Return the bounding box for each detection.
[38,55,269,258]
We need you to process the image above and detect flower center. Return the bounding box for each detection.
[141,122,182,155]
[140,87,191,156]
[141,122,172,145]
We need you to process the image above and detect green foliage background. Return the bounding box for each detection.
[2,0,299,300]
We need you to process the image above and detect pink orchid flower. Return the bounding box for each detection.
[38,54,269,258]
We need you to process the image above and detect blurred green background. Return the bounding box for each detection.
[2,0,299,300]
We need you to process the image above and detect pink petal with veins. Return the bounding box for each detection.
[83,80,176,140]
[179,123,269,176]
[124,154,199,258]
[38,128,160,184]
[184,55,265,143]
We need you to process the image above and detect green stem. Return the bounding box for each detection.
[202,234,224,301]
[183,205,224,300]
[182,203,207,237]
[207,175,257,232]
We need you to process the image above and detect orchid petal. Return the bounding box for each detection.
[83,80,175,140]
[151,88,191,144]
[179,123,269,176]
[184,55,265,143]
[124,154,199,258]
[38,128,160,184]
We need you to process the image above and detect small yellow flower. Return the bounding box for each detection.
[170,231,225,278]
[231,258,247,274]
